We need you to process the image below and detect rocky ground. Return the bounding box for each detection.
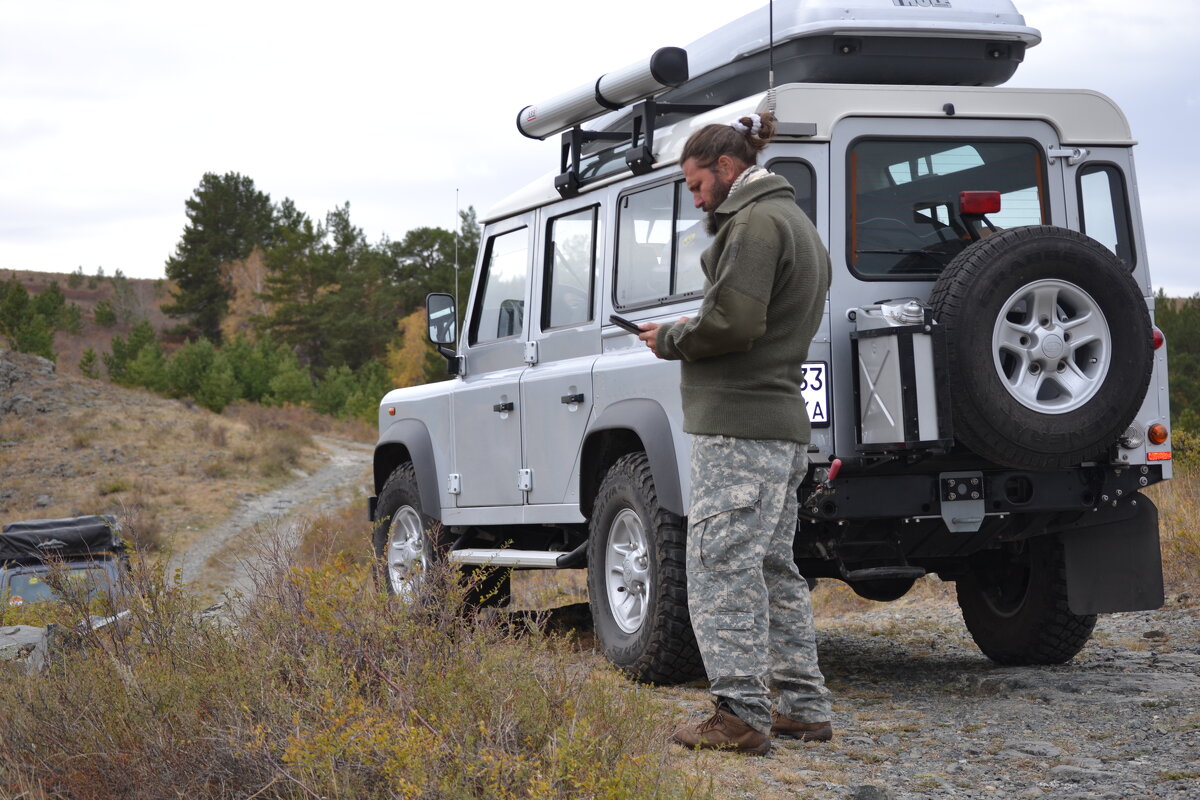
[657,591,1200,800]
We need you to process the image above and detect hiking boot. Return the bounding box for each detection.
[770,711,833,742]
[671,705,771,755]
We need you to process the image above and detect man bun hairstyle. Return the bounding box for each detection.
[681,111,777,170]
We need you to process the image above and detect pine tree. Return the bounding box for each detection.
[164,172,276,342]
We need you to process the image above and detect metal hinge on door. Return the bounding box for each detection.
[447,473,461,495]
[524,341,538,365]
[518,469,533,492]
[1047,146,1088,166]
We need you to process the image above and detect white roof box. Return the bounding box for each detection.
[671,0,1041,106]
[515,1,1040,140]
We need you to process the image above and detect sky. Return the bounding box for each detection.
[2,0,1197,294]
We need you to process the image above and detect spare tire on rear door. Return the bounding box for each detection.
[929,226,1152,470]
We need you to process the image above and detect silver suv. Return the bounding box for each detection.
[370,0,1171,683]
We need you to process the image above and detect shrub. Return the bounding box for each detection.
[79,347,100,379]
[93,299,117,326]
[166,337,216,399]
[10,313,55,360]
[104,320,157,383]
[0,534,706,800]
[126,342,169,393]
[195,351,239,413]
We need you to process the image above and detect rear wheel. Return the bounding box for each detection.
[956,535,1096,665]
[373,463,509,606]
[587,452,703,684]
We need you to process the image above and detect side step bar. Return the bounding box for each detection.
[448,547,584,569]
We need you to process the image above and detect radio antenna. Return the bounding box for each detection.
[765,0,777,113]
[454,187,460,328]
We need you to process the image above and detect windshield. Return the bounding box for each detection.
[2,563,116,607]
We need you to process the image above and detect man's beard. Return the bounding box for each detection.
[702,173,734,236]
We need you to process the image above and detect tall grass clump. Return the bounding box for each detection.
[1148,429,1200,593]
[0,529,707,800]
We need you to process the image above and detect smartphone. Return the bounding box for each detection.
[609,314,643,335]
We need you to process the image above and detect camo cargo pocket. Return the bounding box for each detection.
[688,482,762,571]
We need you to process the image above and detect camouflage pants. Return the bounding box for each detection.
[687,434,832,734]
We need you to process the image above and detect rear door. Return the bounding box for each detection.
[521,202,602,506]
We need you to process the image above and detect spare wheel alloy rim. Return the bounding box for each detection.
[605,508,651,634]
[991,278,1111,414]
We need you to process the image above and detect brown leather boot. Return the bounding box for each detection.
[671,705,771,755]
[770,711,833,741]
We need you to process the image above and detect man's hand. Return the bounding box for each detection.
[637,317,689,360]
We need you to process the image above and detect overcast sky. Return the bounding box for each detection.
[2,0,1197,295]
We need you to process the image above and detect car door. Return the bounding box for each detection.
[452,217,532,508]
[520,203,602,507]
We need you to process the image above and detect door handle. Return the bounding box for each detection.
[560,393,585,405]
[492,401,514,413]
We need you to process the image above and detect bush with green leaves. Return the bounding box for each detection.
[103,320,157,383]
[79,347,100,379]
[195,351,240,412]
[126,341,170,393]
[0,537,706,800]
[93,299,117,327]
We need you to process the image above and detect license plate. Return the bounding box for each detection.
[801,362,830,427]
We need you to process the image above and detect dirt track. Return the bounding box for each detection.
[169,435,372,599]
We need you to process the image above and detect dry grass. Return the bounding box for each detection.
[1146,460,1200,594]
[0,537,710,800]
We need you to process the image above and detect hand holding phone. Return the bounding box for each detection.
[609,314,643,335]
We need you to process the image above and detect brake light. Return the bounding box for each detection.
[1148,451,1172,462]
[1152,327,1165,350]
[960,191,1001,215]
[1148,424,1169,445]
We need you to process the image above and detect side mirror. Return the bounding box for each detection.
[426,293,457,345]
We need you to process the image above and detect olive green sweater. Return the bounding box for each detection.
[655,173,830,444]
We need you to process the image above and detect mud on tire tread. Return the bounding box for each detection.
[929,225,1153,469]
[587,452,703,685]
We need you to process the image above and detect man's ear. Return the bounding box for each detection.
[715,154,742,182]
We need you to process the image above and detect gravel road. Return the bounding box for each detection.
[169,435,372,599]
[665,591,1200,800]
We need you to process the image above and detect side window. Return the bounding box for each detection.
[470,227,528,345]
[1078,164,1134,267]
[616,180,714,309]
[768,159,817,223]
[849,139,1046,278]
[544,207,597,329]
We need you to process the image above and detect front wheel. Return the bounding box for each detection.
[587,452,703,684]
[956,535,1096,665]
[372,462,509,606]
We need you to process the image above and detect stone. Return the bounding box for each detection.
[852,786,892,800]
[1003,740,1062,758]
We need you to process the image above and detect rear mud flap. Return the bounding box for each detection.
[1060,497,1164,615]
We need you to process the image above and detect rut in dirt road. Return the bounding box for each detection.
[170,435,372,599]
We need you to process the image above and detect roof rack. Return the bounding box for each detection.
[553,98,718,199]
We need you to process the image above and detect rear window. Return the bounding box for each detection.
[849,139,1047,278]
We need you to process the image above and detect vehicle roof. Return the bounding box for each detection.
[483,83,1133,224]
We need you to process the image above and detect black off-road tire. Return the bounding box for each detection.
[929,226,1153,469]
[373,462,510,607]
[956,535,1096,665]
[587,452,703,685]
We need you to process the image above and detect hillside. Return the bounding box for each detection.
[0,348,371,578]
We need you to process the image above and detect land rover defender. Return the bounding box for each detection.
[370,0,1171,683]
